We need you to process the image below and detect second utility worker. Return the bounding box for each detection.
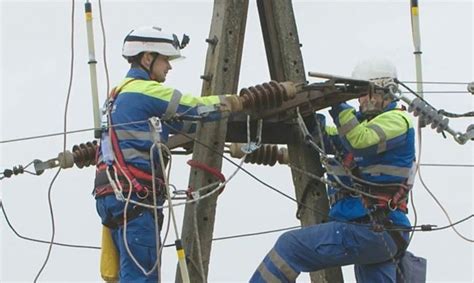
[251,58,425,282]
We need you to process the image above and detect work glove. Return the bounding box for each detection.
[329,102,355,127]
[219,95,243,113]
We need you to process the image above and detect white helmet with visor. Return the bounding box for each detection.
[122,26,187,61]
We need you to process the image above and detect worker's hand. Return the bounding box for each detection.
[329,102,353,121]
[308,113,327,141]
[220,95,243,113]
[315,113,326,128]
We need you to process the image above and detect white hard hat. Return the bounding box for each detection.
[351,58,398,82]
[122,26,183,61]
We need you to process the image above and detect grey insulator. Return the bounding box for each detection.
[58,151,75,169]
[467,82,474,94]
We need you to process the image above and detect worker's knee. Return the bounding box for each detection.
[275,230,294,246]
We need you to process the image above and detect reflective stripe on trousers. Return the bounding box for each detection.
[250,221,406,283]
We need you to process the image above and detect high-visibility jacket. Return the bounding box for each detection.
[325,101,416,227]
[98,68,229,174]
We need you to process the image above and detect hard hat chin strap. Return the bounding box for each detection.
[140,53,159,80]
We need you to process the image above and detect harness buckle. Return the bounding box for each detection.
[136,188,150,200]
[387,198,398,211]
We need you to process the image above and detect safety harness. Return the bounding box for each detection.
[327,108,414,259]
[328,156,411,260]
[94,80,165,228]
[329,108,412,213]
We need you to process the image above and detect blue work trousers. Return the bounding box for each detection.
[250,221,407,283]
[96,194,162,283]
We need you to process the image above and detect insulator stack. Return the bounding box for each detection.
[72,140,98,168]
[228,143,289,166]
[407,98,449,133]
[239,81,296,112]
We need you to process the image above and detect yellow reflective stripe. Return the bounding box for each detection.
[344,110,412,150]
[115,130,151,141]
[325,125,338,136]
[179,93,221,107]
[370,111,413,140]
[361,164,411,178]
[118,79,221,107]
[366,124,387,153]
[338,116,359,136]
[268,249,298,281]
[411,6,418,16]
[116,78,136,92]
[122,148,150,161]
[256,262,281,283]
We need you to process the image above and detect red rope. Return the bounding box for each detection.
[186,159,226,199]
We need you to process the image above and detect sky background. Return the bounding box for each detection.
[1,0,473,282]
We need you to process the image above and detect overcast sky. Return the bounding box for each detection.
[1,0,473,282]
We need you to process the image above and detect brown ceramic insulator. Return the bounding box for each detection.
[229,143,289,166]
[262,82,283,107]
[245,144,289,166]
[238,80,296,112]
[72,140,98,168]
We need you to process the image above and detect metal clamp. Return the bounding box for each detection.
[241,116,263,154]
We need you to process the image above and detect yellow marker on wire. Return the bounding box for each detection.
[84,0,101,138]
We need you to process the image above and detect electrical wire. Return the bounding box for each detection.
[0,119,149,145]
[401,91,469,94]
[1,201,99,250]
[420,163,474,168]
[398,80,474,118]
[407,80,474,242]
[0,160,38,180]
[163,122,383,230]
[4,191,471,251]
[407,189,417,245]
[417,167,473,242]
[97,0,110,96]
[34,2,76,281]
[401,80,471,85]
[426,214,474,232]
[165,120,468,235]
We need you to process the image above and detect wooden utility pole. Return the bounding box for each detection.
[177,1,249,282]
[257,1,343,282]
[179,0,343,282]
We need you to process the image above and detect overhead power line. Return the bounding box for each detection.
[401,81,471,85]
[401,91,469,94]
[3,196,472,251]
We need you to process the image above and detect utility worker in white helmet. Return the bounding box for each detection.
[94,26,241,282]
[251,58,426,282]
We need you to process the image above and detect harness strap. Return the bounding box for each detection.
[103,205,145,229]
[103,204,164,231]
[387,229,408,260]
[186,159,226,198]
[329,185,409,213]
[99,78,151,194]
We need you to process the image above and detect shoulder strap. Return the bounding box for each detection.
[106,78,148,193]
